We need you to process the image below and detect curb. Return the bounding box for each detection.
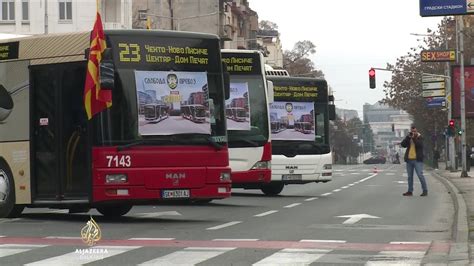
[431,171,470,264]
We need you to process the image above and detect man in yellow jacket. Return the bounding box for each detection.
[400,126,428,196]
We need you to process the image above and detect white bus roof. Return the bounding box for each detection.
[0,33,29,40]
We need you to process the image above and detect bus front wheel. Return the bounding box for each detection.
[0,161,24,218]
[96,205,132,217]
[261,182,284,196]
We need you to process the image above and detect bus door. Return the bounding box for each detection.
[30,62,91,201]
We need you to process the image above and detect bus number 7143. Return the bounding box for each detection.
[106,155,132,168]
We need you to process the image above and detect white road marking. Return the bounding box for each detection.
[26,246,139,266]
[206,221,242,230]
[336,214,380,225]
[284,203,301,208]
[300,239,347,243]
[348,184,355,186]
[0,244,47,258]
[320,193,332,196]
[254,210,279,217]
[366,251,425,265]
[304,197,318,201]
[129,238,175,241]
[253,248,331,265]
[44,236,82,240]
[389,241,431,245]
[212,239,258,241]
[332,189,342,192]
[139,247,235,265]
[341,186,349,189]
[134,211,181,218]
[351,173,360,175]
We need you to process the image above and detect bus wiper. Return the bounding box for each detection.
[117,140,145,151]
[206,136,223,150]
[170,133,224,150]
[236,137,260,147]
[116,139,170,151]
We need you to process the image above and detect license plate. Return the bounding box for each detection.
[282,174,302,181]
[161,189,190,199]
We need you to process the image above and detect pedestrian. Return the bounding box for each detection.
[395,152,400,164]
[400,125,428,196]
[433,149,440,170]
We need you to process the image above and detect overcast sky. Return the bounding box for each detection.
[249,0,442,116]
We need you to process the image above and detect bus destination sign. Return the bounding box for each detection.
[269,78,328,103]
[108,35,215,70]
[221,53,261,75]
[0,41,19,61]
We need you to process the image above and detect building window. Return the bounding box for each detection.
[22,0,28,21]
[59,0,72,21]
[1,0,15,21]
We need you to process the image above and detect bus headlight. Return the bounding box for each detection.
[323,164,332,170]
[251,161,271,170]
[220,172,231,182]
[106,174,128,184]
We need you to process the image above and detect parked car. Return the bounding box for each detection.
[363,156,386,164]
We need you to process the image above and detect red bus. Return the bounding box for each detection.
[0,30,231,218]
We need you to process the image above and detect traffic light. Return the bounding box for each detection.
[447,119,455,136]
[458,129,463,135]
[449,119,455,128]
[369,68,376,89]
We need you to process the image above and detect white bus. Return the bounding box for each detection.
[264,74,335,195]
[222,50,273,191]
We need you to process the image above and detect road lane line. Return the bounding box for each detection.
[390,241,431,245]
[300,239,347,243]
[0,244,47,258]
[44,236,82,240]
[212,239,258,241]
[304,197,318,201]
[366,251,424,265]
[320,193,332,196]
[139,247,235,265]
[253,248,331,265]
[332,189,341,192]
[25,246,140,266]
[206,221,242,230]
[341,186,349,189]
[284,203,301,208]
[129,238,175,241]
[254,210,278,217]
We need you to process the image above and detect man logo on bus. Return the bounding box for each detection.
[285,103,293,113]
[167,73,178,90]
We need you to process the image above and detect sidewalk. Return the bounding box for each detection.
[431,162,473,264]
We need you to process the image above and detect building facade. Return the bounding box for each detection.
[0,0,132,35]
[256,29,283,68]
[336,108,359,122]
[363,102,412,156]
[133,0,258,49]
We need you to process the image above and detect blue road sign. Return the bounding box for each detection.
[426,96,446,108]
[420,0,469,17]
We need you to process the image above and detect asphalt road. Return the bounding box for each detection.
[0,164,454,265]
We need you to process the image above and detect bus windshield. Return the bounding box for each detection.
[93,33,227,146]
[227,75,269,148]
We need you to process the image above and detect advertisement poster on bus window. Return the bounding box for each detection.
[135,71,210,136]
[225,82,251,131]
[269,101,315,141]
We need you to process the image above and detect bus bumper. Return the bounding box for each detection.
[231,169,271,188]
[92,183,232,203]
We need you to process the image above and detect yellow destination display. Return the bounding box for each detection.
[0,42,19,61]
[221,53,260,75]
[273,85,319,98]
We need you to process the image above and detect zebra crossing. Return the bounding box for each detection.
[0,239,439,265]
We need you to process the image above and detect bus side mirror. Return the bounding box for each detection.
[266,80,274,104]
[222,62,230,100]
[328,104,336,121]
[100,48,115,89]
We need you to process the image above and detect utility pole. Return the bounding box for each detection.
[458,16,469,177]
[44,0,48,34]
